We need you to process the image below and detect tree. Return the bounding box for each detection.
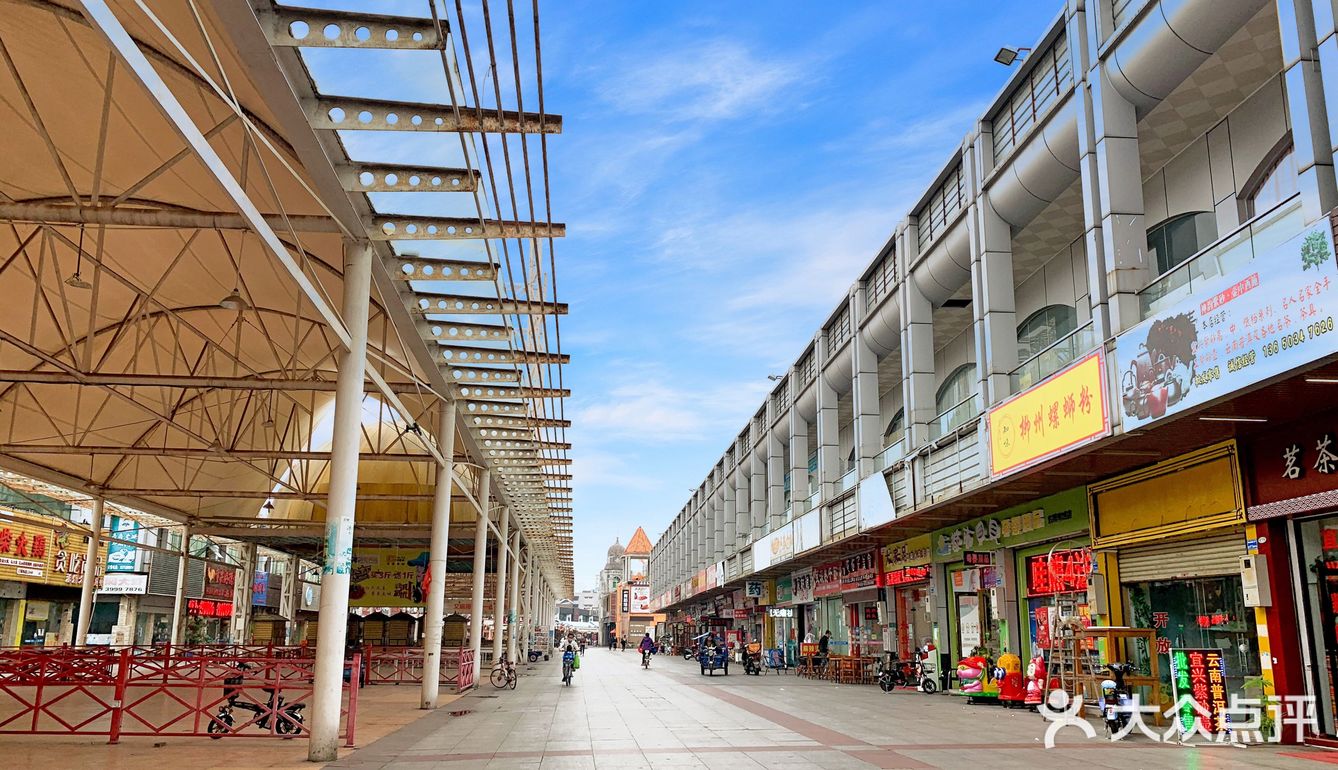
[1301,230,1332,271]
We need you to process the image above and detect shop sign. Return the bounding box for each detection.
[630,585,651,613]
[752,523,795,571]
[251,571,269,605]
[0,515,101,586]
[882,565,932,587]
[791,568,815,603]
[187,598,233,618]
[105,516,140,573]
[1117,221,1337,431]
[349,547,428,606]
[863,606,879,621]
[767,607,794,618]
[97,572,147,595]
[732,608,750,619]
[775,575,794,604]
[882,535,932,572]
[24,599,49,621]
[800,642,818,657]
[962,551,993,567]
[1026,549,1092,597]
[1170,649,1229,734]
[621,589,630,613]
[988,350,1110,476]
[1245,413,1338,519]
[813,561,843,597]
[203,564,237,601]
[300,582,320,611]
[932,488,1088,562]
[840,550,879,592]
[745,580,764,598]
[707,562,720,589]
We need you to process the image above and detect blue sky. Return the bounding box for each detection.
[298,1,1063,591]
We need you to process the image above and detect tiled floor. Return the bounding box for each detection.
[323,648,1338,769]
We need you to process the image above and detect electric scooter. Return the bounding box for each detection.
[913,643,939,694]
[1098,662,1136,737]
[877,652,913,692]
[208,670,305,738]
[742,644,762,676]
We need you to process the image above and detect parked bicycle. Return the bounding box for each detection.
[208,667,305,738]
[490,656,518,690]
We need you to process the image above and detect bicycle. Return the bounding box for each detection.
[490,657,518,690]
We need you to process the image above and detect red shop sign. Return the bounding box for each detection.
[1246,413,1338,516]
[840,550,880,591]
[813,561,843,597]
[881,565,931,587]
[187,598,234,618]
[1026,549,1091,597]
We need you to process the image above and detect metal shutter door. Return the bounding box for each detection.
[1117,531,1245,583]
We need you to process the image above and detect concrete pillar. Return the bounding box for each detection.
[815,344,840,501]
[789,409,809,515]
[850,288,882,477]
[734,460,750,550]
[1284,0,1338,222]
[309,238,373,763]
[969,130,1018,405]
[74,497,104,646]
[767,428,786,527]
[491,511,510,662]
[468,471,492,683]
[722,464,737,553]
[750,450,766,540]
[507,531,522,663]
[169,525,190,645]
[420,399,457,709]
[901,224,937,447]
[705,485,718,563]
[229,543,257,644]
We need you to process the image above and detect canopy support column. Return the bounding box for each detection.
[420,399,458,709]
[507,534,522,664]
[468,470,492,685]
[491,511,510,663]
[74,497,103,646]
[169,525,190,645]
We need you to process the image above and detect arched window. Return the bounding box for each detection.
[1147,211,1217,276]
[883,408,905,446]
[936,364,976,415]
[1016,305,1076,362]
[1245,145,1297,217]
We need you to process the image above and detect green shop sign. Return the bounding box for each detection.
[775,575,794,604]
[931,487,1088,563]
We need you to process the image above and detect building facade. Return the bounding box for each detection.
[650,0,1338,744]
[599,529,666,645]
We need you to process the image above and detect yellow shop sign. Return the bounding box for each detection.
[987,350,1110,477]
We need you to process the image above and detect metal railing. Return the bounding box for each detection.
[1139,197,1303,318]
[876,437,907,470]
[992,31,1072,165]
[838,468,858,494]
[930,394,979,440]
[1009,321,1097,394]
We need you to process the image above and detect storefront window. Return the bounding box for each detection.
[1298,516,1338,734]
[1125,576,1260,704]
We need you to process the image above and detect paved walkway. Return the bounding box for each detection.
[325,648,1338,769]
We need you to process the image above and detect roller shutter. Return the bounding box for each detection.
[1116,530,1245,583]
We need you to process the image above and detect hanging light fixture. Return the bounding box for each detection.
[219,288,248,311]
[65,225,91,290]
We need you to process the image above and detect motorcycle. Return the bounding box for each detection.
[1098,662,1136,737]
[742,643,762,676]
[208,670,305,738]
[913,643,939,694]
[642,649,653,669]
[877,652,913,692]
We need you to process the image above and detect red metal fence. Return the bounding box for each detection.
[0,647,359,744]
[457,648,476,691]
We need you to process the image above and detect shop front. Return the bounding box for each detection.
[880,535,933,658]
[931,487,1090,662]
[839,549,882,657]
[771,575,795,660]
[0,511,104,647]
[1243,410,1338,738]
[790,567,815,643]
[1089,441,1261,721]
[811,560,847,655]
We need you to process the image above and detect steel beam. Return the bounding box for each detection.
[411,293,568,316]
[0,200,337,232]
[458,385,570,399]
[465,414,570,429]
[442,365,520,384]
[370,214,564,241]
[0,444,432,461]
[308,95,561,134]
[394,257,497,282]
[99,488,437,501]
[0,369,436,393]
[439,346,569,365]
[337,162,478,193]
[268,6,443,50]
[417,320,511,344]
[463,399,529,415]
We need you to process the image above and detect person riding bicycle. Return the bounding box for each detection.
[561,643,576,685]
[638,633,656,667]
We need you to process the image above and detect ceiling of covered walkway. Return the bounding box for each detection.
[0,0,572,591]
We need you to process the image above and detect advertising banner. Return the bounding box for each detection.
[1116,221,1338,430]
[988,350,1110,477]
[813,561,843,597]
[348,547,427,606]
[1170,648,1229,734]
[251,571,269,606]
[630,585,651,613]
[791,567,815,603]
[105,516,140,573]
[203,564,236,600]
[775,575,794,604]
[839,550,880,592]
[97,572,147,595]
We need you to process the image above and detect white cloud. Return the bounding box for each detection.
[573,374,770,444]
[598,40,807,123]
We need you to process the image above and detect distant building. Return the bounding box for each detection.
[598,528,665,645]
